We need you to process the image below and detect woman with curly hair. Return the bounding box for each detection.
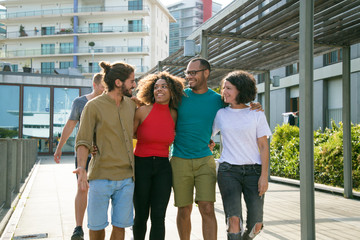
[212,71,271,240]
[132,71,185,240]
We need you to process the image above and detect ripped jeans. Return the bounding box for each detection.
[217,162,264,240]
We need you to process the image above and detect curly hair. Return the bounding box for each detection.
[99,61,134,91]
[221,70,257,104]
[136,72,185,109]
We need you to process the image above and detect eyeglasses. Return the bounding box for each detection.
[184,69,207,76]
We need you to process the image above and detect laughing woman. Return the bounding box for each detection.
[213,71,272,240]
[133,72,185,240]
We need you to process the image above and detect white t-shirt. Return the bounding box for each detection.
[212,106,272,165]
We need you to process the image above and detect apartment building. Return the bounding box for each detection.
[168,0,221,55]
[0,0,175,78]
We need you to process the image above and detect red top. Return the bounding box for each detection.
[134,103,175,157]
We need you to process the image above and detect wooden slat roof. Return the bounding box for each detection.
[144,0,360,87]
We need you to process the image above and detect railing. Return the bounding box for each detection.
[0,5,150,20]
[0,139,38,222]
[2,46,149,58]
[8,65,149,75]
[79,66,149,74]
[4,25,150,39]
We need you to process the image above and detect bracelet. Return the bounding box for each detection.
[78,166,86,170]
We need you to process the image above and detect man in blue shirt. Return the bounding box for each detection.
[171,58,222,240]
[171,58,261,240]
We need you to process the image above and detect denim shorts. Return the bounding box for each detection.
[87,178,134,230]
[217,162,264,232]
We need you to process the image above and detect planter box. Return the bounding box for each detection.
[23,67,31,73]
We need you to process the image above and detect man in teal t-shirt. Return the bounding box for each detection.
[171,58,222,240]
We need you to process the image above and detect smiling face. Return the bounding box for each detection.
[222,80,240,105]
[185,60,208,92]
[154,79,170,105]
[120,72,136,97]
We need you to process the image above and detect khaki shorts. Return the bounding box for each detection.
[170,155,216,207]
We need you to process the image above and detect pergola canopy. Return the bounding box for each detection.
[146,0,360,87]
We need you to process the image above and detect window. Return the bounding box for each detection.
[128,0,143,10]
[41,44,55,55]
[285,63,299,76]
[59,43,73,54]
[89,62,100,73]
[257,73,265,84]
[129,20,142,32]
[324,49,342,66]
[53,88,79,152]
[11,64,18,72]
[165,34,168,44]
[60,61,73,69]
[41,26,55,35]
[41,62,55,74]
[0,85,20,138]
[89,23,103,33]
[23,86,50,152]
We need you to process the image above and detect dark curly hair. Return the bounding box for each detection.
[221,70,257,104]
[136,72,185,109]
[99,61,134,91]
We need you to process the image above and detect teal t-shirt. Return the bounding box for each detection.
[172,88,223,159]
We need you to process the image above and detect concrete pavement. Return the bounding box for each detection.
[1,155,360,240]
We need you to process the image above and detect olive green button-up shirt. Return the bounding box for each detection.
[75,93,136,181]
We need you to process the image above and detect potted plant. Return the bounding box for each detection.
[19,25,28,37]
[88,41,95,47]
[22,64,31,73]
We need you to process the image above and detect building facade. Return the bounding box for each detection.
[168,0,221,55]
[256,46,360,131]
[0,72,91,155]
[0,0,174,79]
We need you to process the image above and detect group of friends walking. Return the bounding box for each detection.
[54,57,271,240]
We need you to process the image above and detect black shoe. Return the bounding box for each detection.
[71,226,84,240]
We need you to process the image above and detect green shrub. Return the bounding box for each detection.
[270,121,360,192]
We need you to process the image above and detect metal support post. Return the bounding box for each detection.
[299,0,315,239]
[200,30,208,59]
[342,46,352,198]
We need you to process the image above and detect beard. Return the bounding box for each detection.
[121,83,133,97]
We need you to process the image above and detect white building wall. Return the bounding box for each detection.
[0,0,173,78]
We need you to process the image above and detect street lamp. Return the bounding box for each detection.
[89,41,95,73]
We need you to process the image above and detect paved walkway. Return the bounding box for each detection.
[1,156,360,240]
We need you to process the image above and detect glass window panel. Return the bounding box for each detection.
[89,23,103,33]
[60,42,73,54]
[128,20,142,32]
[89,62,100,73]
[0,85,19,138]
[41,26,55,35]
[60,61,73,69]
[41,43,55,55]
[53,88,79,153]
[41,62,55,74]
[23,86,51,153]
[128,0,143,10]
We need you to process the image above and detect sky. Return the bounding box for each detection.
[160,0,234,8]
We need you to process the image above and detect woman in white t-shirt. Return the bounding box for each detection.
[212,71,272,240]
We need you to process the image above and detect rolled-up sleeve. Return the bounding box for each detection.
[75,102,97,153]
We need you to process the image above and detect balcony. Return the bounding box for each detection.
[0,5,150,20]
[1,46,150,58]
[79,65,149,74]
[3,25,150,39]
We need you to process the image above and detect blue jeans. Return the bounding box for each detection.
[217,162,264,240]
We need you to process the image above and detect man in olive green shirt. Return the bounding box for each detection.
[75,61,136,240]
